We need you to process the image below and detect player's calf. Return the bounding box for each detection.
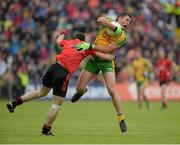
[71,88,88,103]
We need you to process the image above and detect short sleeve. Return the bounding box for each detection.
[60,40,66,46]
[85,49,96,55]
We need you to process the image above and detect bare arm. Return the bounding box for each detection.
[95,52,115,60]
[97,17,116,30]
[92,43,118,53]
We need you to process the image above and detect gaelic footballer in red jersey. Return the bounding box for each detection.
[6,30,115,136]
[155,49,176,108]
[156,58,172,84]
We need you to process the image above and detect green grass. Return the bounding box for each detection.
[0,100,180,144]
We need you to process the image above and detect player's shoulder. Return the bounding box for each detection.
[166,58,172,63]
[61,39,68,44]
[115,31,127,47]
[67,39,81,44]
[118,31,127,39]
[61,39,80,47]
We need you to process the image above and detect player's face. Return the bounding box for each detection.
[118,15,131,29]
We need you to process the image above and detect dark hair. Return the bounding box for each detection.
[116,12,131,21]
[75,33,85,41]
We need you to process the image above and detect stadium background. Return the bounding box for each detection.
[0,0,179,101]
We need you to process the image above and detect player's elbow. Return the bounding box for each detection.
[104,47,114,53]
[56,34,64,44]
[97,17,105,24]
[111,56,115,60]
[107,55,115,60]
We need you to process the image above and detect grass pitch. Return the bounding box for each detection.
[0,100,180,144]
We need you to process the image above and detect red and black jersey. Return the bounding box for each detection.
[56,39,95,74]
[156,58,172,81]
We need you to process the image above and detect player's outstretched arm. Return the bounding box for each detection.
[93,43,118,53]
[76,41,118,53]
[95,52,115,60]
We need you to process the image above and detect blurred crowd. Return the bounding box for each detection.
[0,0,180,98]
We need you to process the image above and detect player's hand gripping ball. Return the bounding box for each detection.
[107,21,122,36]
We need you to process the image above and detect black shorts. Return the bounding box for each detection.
[42,63,71,97]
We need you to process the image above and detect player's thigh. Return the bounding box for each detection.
[39,85,51,97]
[139,85,145,96]
[100,60,115,74]
[76,69,95,89]
[103,71,116,91]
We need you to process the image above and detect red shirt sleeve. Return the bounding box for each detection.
[60,40,66,46]
[85,49,96,55]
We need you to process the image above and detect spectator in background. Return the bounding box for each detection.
[175,0,180,27]
[163,0,175,24]
[0,52,8,78]
[175,65,180,82]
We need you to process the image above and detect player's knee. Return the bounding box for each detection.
[51,104,60,111]
[51,97,64,111]
[107,85,116,96]
[53,95,64,105]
